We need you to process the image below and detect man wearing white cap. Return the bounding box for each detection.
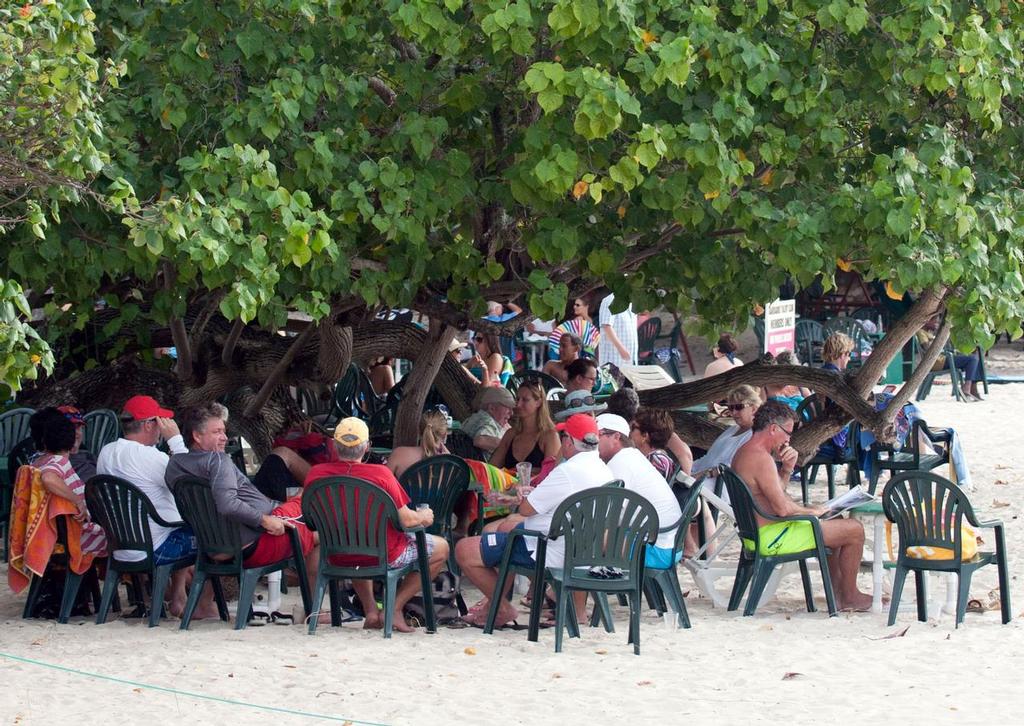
[596,413,683,570]
[455,414,615,628]
[305,417,449,633]
[461,386,515,455]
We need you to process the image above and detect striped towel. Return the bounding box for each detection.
[464,459,518,518]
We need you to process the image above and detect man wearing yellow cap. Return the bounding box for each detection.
[305,418,450,633]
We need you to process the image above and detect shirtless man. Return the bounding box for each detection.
[731,400,872,612]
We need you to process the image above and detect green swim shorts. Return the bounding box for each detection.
[742,520,817,556]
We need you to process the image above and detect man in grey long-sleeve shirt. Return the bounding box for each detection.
[165,403,317,573]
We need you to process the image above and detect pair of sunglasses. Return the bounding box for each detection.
[567,394,598,408]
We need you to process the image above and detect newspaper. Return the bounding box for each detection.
[820,485,877,520]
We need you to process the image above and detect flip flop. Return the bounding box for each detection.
[966,598,984,614]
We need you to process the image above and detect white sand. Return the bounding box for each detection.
[3,379,1023,725]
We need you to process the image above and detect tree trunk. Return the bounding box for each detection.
[391,323,458,446]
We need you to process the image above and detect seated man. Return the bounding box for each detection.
[460,387,515,456]
[97,395,216,618]
[305,418,449,633]
[165,403,319,605]
[596,414,683,569]
[542,332,581,385]
[454,414,615,627]
[731,401,872,612]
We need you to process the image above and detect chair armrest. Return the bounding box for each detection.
[401,524,427,534]
[149,512,187,529]
[969,517,1003,530]
[466,482,484,493]
[916,420,951,444]
[507,527,547,542]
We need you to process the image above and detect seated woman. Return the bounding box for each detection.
[485,380,561,533]
[691,385,762,498]
[764,349,809,411]
[630,408,678,481]
[29,408,107,555]
[386,409,450,478]
[917,317,985,401]
[705,333,743,414]
[367,357,396,397]
[465,332,514,387]
[542,332,581,385]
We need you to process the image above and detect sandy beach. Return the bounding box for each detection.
[2,366,1023,725]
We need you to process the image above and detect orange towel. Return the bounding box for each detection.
[7,465,95,594]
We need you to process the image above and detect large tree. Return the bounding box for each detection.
[3,0,1023,451]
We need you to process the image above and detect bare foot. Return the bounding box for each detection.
[837,591,874,612]
[168,602,220,620]
[363,609,384,630]
[391,611,416,633]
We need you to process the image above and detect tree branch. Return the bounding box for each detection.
[367,76,396,107]
[162,263,193,381]
[221,318,245,366]
[242,324,314,418]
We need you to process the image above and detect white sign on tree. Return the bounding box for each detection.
[764,299,796,355]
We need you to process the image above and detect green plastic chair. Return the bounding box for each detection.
[795,394,862,504]
[0,407,35,458]
[641,478,707,629]
[83,409,120,457]
[171,476,311,630]
[636,317,662,365]
[795,320,826,366]
[506,371,564,397]
[85,475,194,627]
[867,418,949,495]
[301,476,436,638]
[399,455,476,614]
[720,466,837,617]
[882,471,1011,628]
[487,486,659,654]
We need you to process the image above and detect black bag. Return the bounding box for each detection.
[403,571,462,624]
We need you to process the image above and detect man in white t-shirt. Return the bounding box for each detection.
[97,395,216,619]
[596,413,683,569]
[598,292,638,369]
[454,414,614,627]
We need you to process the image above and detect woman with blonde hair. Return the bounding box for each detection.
[691,384,762,487]
[490,380,560,474]
[386,408,451,478]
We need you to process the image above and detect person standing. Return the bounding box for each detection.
[598,292,637,369]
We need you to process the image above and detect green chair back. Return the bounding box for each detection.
[795,319,825,365]
[882,471,974,561]
[446,429,483,461]
[172,476,246,570]
[83,409,120,457]
[636,317,662,364]
[719,466,763,551]
[0,407,35,458]
[548,487,658,585]
[507,371,563,397]
[301,476,397,576]
[85,475,172,564]
[398,455,469,538]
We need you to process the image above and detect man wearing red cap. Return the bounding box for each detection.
[97,395,219,619]
[454,414,615,628]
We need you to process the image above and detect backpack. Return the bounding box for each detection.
[403,571,463,625]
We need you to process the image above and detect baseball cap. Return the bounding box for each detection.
[122,395,174,420]
[479,386,515,409]
[554,389,607,421]
[57,406,85,426]
[596,413,630,437]
[334,417,369,447]
[555,413,600,445]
